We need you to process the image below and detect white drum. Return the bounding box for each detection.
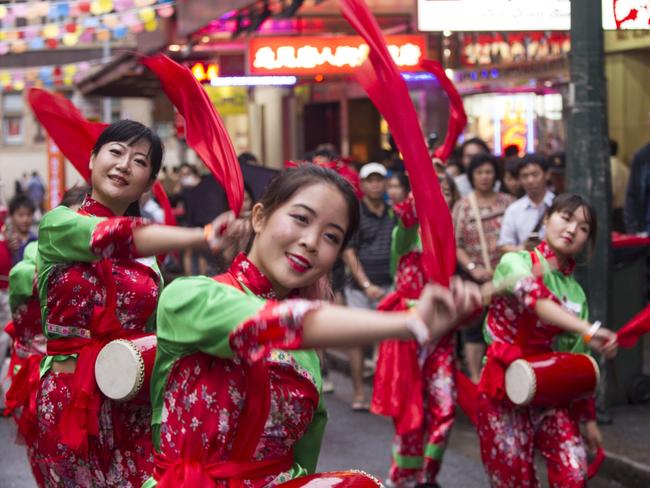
[95,335,156,403]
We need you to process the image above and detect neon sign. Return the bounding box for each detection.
[190,62,220,83]
[248,35,427,75]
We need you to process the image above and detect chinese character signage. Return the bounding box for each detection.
[462,32,570,66]
[46,135,65,210]
[249,35,427,75]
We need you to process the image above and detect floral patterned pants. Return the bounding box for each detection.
[388,340,456,486]
[33,371,154,487]
[477,393,587,488]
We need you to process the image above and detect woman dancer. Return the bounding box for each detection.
[146,165,482,487]
[377,172,458,488]
[477,193,617,487]
[34,120,232,487]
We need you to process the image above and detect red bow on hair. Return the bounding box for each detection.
[27,88,176,226]
[420,60,468,164]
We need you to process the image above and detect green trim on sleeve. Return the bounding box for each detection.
[424,442,445,461]
[8,241,38,311]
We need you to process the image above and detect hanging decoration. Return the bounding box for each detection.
[0,0,174,53]
[0,59,97,92]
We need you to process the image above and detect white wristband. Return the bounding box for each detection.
[583,320,602,343]
[405,308,431,345]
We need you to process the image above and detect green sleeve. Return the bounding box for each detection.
[293,396,328,474]
[555,291,590,354]
[38,205,105,264]
[156,276,267,359]
[390,222,419,278]
[491,250,534,293]
[8,241,37,311]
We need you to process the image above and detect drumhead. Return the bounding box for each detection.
[95,339,143,401]
[505,359,537,405]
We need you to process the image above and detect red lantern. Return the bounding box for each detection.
[79,1,90,13]
[46,39,58,49]
[65,23,77,34]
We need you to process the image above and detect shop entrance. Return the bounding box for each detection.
[348,98,381,165]
[303,102,341,154]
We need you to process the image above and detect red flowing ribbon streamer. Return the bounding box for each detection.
[340,0,455,285]
[420,60,468,163]
[140,54,244,216]
[616,304,650,348]
[27,88,176,226]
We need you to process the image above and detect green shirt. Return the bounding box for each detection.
[9,241,38,312]
[150,276,327,483]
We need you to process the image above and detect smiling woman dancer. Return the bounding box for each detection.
[145,164,482,488]
[477,193,618,488]
[33,120,235,487]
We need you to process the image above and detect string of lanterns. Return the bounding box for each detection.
[0,58,104,92]
[0,1,174,53]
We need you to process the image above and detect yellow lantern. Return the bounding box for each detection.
[43,23,60,39]
[90,0,102,15]
[99,0,113,14]
[13,80,25,91]
[0,72,11,85]
[62,33,79,47]
[144,19,158,32]
[63,64,77,77]
[138,7,155,23]
[0,6,7,19]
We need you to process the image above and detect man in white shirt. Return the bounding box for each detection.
[499,154,555,253]
[454,137,490,197]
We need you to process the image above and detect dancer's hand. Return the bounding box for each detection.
[584,420,603,454]
[590,328,618,359]
[416,283,457,339]
[449,276,483,326]
[205,211,251,255]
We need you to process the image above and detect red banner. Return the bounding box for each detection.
[46,134,65,210]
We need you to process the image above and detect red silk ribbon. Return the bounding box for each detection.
[420,60,468,163]
[616,303,650,348]
[140,54,244,216]
[340,0,455,285]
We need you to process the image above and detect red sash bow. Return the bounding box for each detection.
[153,451,294,488]
[4,352,43,444]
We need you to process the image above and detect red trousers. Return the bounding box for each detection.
[33,371,154,487]
[388,340,456,485]
[477,393,587,488]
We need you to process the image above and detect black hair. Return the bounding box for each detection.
[505,158,521,177]
[238,152,259,166]
[460,137,489,158]
[467,153,500,189]
[59,185,91,208]
[179,162,199,176]
[9,194,35,215]
[516,153,549,176]
[257,164,359,250]
[91,120,163,181]
[546,193,598,253]
[503,144,520,158]
[388,171,410,194]
[313,145,339,162]
[609,139,618,157]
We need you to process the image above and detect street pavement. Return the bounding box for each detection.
[0,369,627,487]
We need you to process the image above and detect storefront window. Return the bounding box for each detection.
[2,93,24,145]
[463,92,565,156]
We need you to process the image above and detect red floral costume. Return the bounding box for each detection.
[372,195,456,486]
[477,241,596,488]
[34,197,161,487]
[146,253,380,488]
[5,241,46,486]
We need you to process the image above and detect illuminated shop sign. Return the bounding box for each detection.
[190,62,220,83]
[462,32,570,66]
[417,1,647,31]
[249,35,426,75]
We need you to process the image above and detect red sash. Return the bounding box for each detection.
[46,258,140,453]
[5,352,42,444]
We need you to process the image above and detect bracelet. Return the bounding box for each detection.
[361,280,371,289]
[405,307,431,345]
[203,223,213,243]
[583,320,602,344]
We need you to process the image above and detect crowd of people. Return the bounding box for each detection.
[0,121,625,488]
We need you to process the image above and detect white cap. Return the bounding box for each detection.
[359,162,387,179]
